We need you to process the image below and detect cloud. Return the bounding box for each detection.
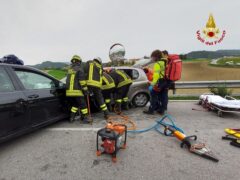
[0,0,239,65]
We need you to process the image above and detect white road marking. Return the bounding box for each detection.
[47,127,101,131]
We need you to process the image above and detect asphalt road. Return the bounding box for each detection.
[0,102,240,180]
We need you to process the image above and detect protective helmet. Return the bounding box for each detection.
[71,55,82,63]
[93,57,102,64]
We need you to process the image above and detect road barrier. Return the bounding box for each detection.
[173,80,240,96]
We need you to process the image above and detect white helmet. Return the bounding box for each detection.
[94,57,102,64]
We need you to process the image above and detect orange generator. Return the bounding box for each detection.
[96,123,127,162]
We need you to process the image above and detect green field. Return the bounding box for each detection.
[47,69,67,80]
[216,57,240,67]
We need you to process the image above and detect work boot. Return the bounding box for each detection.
[122,102,129,110]
[103,110,110,120]
[143,110,154,115]
[107,103,113,112]
[69,112,76,123]
[81,114,92,124]
[114,103,122,114]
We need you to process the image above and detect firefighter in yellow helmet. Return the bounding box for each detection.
[101,70,116,112]
[85,57,109,119]
[66,55,91,123]
[108,69,132,113]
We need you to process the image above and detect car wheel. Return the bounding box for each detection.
[198,100,202,105]
[132,93,149,107]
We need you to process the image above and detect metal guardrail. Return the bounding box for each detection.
[175,80,240,89]
[172,80,240,96]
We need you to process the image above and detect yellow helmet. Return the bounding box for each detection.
[71,55,82,63]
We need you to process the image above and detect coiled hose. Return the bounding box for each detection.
[128,114,184,136]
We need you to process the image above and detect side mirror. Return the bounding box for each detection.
[53,81,65,89]
[58,82,66,88]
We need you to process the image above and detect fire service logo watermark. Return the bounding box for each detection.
[196,14,226,46]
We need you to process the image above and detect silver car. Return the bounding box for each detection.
[111,66,150,107]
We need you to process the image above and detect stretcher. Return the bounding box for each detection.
[198,93,240,117]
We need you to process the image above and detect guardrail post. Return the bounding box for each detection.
[173,89,176,95]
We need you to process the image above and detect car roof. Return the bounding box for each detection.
[1,63,41,72]
[0,63,59,81]
[1,63,32,69]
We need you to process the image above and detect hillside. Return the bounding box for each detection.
[32,61,69,70]
[186,49,240,59]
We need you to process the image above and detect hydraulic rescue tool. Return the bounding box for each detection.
[96,123,127,162]
[164,125,219,162]
[222,128,240,148]
[128,114,219,162]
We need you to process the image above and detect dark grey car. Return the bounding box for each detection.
[0,63,68,143]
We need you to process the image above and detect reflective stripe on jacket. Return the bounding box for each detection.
[66,64,86,97]
[109,69,132,88]
[86,61,103,88]
[151,59,166,86]
[102,72,115,90]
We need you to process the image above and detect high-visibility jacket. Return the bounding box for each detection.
[66,64,87,97]
[102,72,115,90]
[151,59,166,86]
[85,61,103,88]
[109,69,132,88]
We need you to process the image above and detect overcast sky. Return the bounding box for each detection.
[0,0,239,65]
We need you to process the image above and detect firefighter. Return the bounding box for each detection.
[143,50,166,115]
[108,69,132,113]
[85,57,109,119]
[101,71,116,112]
[66,55,91,123]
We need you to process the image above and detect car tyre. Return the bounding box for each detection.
[132,93,149,107]
[198,100,202,105]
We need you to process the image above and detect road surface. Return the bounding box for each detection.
[0,102,240,180]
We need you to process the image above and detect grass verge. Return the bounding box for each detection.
[169,96,199,100]
[47,69,67,80]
